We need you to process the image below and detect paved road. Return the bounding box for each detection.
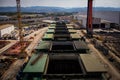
[0,40,17,55]
[25,27,48,56]
[88,43,120,80]
[1,59,25,80]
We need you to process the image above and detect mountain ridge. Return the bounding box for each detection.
[0,6,120,12]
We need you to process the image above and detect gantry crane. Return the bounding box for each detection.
[86,0,93,37]
[16,0,23,43]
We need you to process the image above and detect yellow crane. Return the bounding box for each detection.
[16,0,26,57]
[16,0,23,43]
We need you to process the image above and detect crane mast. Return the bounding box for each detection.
[16,0,25,56]
[87,0,93,37]
[16,0,23,42]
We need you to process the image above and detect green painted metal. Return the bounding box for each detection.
[50,24,56,27]
[35,41,51,50]
[67,26,74,29]
[23,54,48,73]
[42,34,54,40]
[48,27,56,29]
[46,29,55,33]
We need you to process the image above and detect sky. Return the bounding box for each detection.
[0,0,120,8]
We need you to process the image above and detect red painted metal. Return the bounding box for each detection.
[87,0,93,37]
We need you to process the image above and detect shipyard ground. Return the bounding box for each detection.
[0,27,48,80]
[77,30,120,80]
[0,27,120,80]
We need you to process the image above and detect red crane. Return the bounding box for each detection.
[87,0,93,37]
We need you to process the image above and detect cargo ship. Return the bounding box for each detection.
[19,22,107,80]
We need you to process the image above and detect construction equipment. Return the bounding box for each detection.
[86,0,93,37]
[16,0,26,56]
[16,0,23,42]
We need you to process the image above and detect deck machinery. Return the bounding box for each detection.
[20,22,107,80]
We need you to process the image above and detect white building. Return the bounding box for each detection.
[42,20,56,23]
[0,24,14,37]
[101,20,111,29]
[0,16,10,21]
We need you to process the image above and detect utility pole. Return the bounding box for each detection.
[16,0,23,43]
[86,0,93,37]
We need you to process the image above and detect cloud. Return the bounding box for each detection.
[0,0,120,8]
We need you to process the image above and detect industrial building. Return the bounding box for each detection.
[0,24,14,37]
[0,16,10,21]
[74,15,101,28]
[77,11,120,30]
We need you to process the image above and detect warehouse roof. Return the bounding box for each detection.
[0,24,14,30]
